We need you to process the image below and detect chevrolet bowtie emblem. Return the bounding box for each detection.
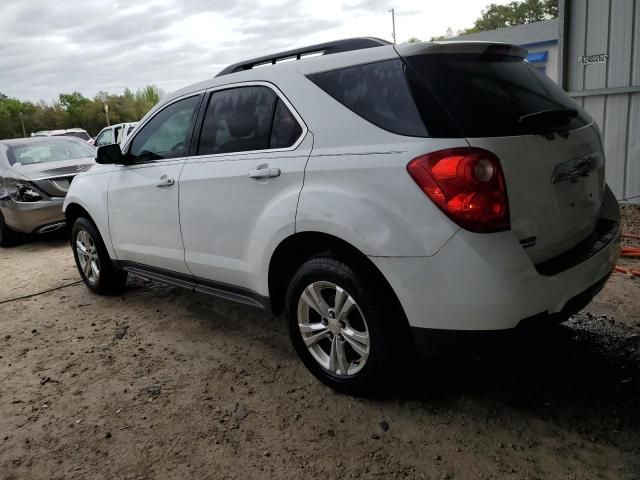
[551,155,598,184]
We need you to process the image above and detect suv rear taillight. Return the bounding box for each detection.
[407,147,509,233]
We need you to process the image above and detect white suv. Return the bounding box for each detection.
[63,38,621,394]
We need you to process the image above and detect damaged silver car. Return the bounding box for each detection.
[0,136,95,246]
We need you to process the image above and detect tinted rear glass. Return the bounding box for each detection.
[7,139,95,165]
[404,53,591,137]
[198,86,278,155]
[309,59,464,137]
[61,131,91,141]
[270,99,303,148]
[309,60,428,137]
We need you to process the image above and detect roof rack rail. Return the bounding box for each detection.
[215,37,391,77]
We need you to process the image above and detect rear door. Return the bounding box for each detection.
[399,44,605,263]
[179,83,310,289]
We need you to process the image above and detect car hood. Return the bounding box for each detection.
[10,157,96,180]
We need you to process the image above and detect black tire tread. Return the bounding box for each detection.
[285,256,398,396]
[71,217,127,295]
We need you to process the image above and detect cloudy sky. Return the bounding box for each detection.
[1,0,509,102]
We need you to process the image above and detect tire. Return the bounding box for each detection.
[71,217,127,294]
[0,210,20,247]
[285,256,397,395]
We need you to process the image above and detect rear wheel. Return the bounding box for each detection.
[72,217,127,294]
[0,211,20,247]
[286,257,396,395]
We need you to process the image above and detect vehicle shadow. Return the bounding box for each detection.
[125,275,640,448]
[399,315,640,443]
[17,229,69,249]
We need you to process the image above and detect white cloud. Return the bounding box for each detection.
[0,0,509,102]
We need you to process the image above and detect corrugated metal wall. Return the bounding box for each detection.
[560,0,640,202]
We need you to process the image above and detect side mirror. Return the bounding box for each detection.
[96,143,125,165]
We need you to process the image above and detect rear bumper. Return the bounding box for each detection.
[410,269,612,355]
[0,198,65,234]
[370,217,620,334]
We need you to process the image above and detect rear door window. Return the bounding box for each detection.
[403,53,591,137]
[199,86,278,155]
[270,99,303,149]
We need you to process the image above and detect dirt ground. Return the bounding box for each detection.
[1,207,639,480]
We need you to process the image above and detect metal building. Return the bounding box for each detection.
[451,19,560,81]
[559,0,640,203]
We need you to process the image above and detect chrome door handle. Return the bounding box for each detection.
[156,175,175,188]
[248,166,281,179]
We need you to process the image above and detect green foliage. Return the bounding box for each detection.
[405,36,422,44]
[465,0,558,34]
[0,85,164,140]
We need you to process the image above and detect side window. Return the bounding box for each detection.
[308,59,428,137]
[114,126,122,144]
[95,129,113,147]
[198,86,280,155]
[270,99,303,149]
[129,95,200,161]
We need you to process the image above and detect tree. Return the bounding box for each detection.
[465,0,558,34]
[59,91,91,129]
[0,84,163,139]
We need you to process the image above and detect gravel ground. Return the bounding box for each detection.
[1,210,639,480]
[620,204,640,270]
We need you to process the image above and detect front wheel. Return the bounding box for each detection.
[285,257,396,395]
[71,217,127,294]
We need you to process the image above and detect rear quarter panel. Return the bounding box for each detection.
[267,66,468,257]
[297,139,467,257]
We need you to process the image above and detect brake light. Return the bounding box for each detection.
[407,147,509,233]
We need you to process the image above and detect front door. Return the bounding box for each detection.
[108,94,202,274]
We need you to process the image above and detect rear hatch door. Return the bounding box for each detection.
[397,42,605,263]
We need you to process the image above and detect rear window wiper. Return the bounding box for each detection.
[518,108,578,129]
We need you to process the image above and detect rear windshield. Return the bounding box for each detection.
[403,53,591,137]
[7,139,95,166]
[60,131,91,141]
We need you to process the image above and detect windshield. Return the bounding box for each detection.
[403,53,591,137]
[7,139,95,166]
